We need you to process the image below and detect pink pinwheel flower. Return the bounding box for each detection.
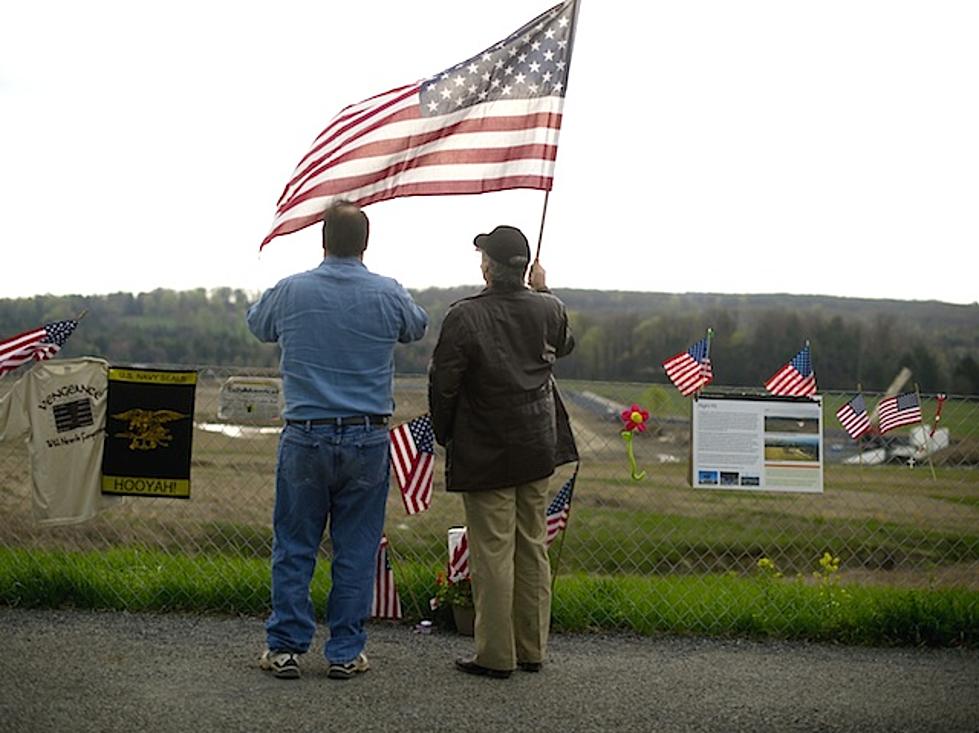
[620,404,649,433]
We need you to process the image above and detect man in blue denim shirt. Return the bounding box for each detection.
[247,200,428,680]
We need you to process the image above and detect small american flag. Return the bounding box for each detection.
[0,319,78,377]
[878,392,922,434]
[764,344,817,397]
[545,467,577,548]
[662,337,713,396]
[835,394,871,440]
[390,414,435,515]
[447,527,470,583]
[263,0,579,247]
[371,534,402,620]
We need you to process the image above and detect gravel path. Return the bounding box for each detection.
[2,607,977,732]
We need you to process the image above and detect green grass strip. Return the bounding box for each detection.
[0,547,975,647]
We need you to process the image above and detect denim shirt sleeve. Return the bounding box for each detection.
[396,287,429,344]
[387,279,428,344]
[246,283,283,343]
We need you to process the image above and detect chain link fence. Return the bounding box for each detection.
[2,365,977,624]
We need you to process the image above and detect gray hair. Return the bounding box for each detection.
[484,253,527,288]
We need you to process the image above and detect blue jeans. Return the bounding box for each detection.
[265,422,390,663]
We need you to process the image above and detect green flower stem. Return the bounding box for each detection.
[620,430,646,481]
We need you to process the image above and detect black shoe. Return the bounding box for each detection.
[454,656,512,679]
[517,661,542,673]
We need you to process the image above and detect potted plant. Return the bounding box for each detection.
[430,571,474,635]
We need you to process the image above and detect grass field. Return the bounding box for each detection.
[1,374,976,642]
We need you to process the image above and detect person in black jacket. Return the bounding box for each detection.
[428,224,577,679]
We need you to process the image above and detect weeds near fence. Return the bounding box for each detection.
[1,547,974,647]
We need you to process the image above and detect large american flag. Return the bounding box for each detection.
[371,534,402,620]
[835,393,871,440]
[662,337,713,397]
[878,392,922,434]
[262,0,579,247]
[764,344,817,397]
[390,414,435,515]
[545,467,578,548]
[0,319,78,377]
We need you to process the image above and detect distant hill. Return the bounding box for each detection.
[1,287,977,393]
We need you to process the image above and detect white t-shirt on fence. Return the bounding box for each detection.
[0,357,119,525]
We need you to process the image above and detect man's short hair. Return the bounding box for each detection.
[483,253,527,288]
[322,200,369,257]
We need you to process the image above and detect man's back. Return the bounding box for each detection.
[428,282,576,491]
[441,286,573,399]
[247,256,427,420]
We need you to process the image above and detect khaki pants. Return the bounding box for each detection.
[462,477,551,671]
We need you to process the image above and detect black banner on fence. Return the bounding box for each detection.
[101,367,197,499]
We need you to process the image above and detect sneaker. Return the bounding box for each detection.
[260,649,301,679]
[327,652,370,680]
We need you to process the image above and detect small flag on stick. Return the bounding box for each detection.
[878,392,922,434]
[447,526,470,583]
[835,394,871,440]
[371,534,402,620]
[545,467,578,548]
[0,319,79,376]
[662,335,713,396]
[930,393,947,438]
[390,414,435,514]
[765,343,816,397]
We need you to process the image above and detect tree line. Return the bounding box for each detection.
[2,287,977,394]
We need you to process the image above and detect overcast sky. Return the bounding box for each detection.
[2,1,977,304]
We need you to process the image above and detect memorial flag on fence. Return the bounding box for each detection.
[835,393,871,440]
[447,526,470,582]
[390,414,435,514]
[101,367,197,498]
[662,337,713,396]
[0,319,78,376]
[371,534,403,620]
[764,343,817,397]
[262,0,579,248]
[930,393,946,438]
[878,392,922,434]
[545,466,578,548]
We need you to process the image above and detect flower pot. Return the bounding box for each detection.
[451,604,475,636]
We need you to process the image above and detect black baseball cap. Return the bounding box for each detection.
[473,225,530,267]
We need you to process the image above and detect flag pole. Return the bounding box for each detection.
[549,508,569,596]
[915,383,937,480]
[856,383,864,472]
[534,189,551,263]
[532,0,583,267]
[697,327,714,398]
